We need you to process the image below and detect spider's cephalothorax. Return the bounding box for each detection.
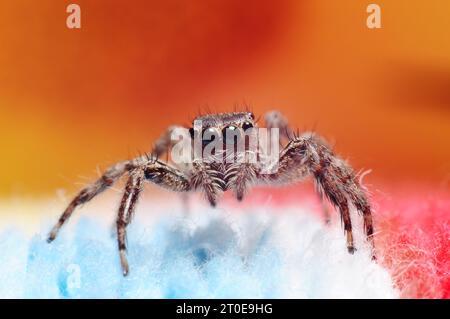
[48,110,376,276]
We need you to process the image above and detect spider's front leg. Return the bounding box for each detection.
[47,160,132,242]
[265,110,331,222]
[117,159,191,276]
[265,134,375,257]
[47,126,183,243]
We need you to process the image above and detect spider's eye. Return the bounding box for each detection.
[222,125,242,145]
[202,127,218,146]
[242,121,253,131]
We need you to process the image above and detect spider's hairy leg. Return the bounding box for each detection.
[117,169,144,276]
[47,161,131,243]
[265,134,375,257]
[346,180,376,258]
[118,160,191,276]
[265,111,331,222]
[144,160,192,193]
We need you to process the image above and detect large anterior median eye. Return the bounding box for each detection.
[242,121,253,131]
[222,125,242,145]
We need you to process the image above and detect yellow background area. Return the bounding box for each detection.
[0,1,449,196]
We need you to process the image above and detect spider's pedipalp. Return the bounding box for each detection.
[226,161,258,201]
[190,161,224,206]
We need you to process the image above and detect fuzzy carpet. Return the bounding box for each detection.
[0,186,448,298]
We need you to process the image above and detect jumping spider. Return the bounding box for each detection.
[48,110,375,276]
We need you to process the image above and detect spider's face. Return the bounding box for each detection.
[189,112,256,147]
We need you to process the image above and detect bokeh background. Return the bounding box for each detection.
[0,0,449,196]
[0,1,449,298]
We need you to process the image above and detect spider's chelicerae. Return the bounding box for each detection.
[48,110,375,276]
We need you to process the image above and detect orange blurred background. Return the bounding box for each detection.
[0,0,449,197]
